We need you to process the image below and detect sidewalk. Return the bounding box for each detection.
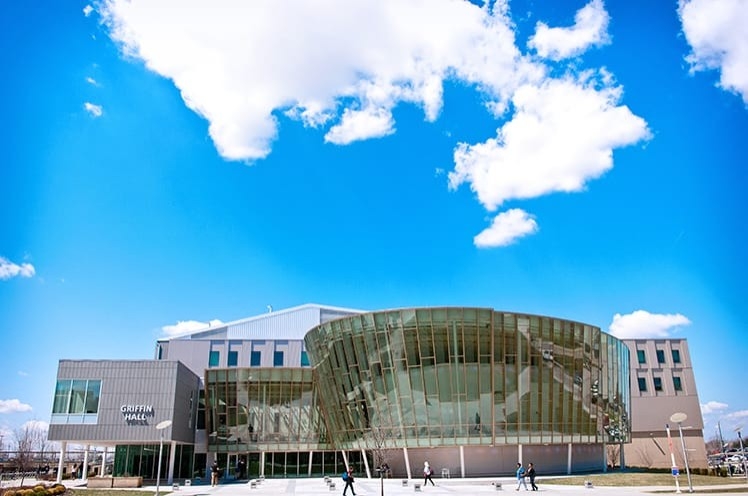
[7,476,748,495]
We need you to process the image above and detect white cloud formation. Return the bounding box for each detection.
[449,74,650,211]
[162,319,224,337]
[98,0,647,247]
[17,371,28,377]
[608,310,691,339]
[83,5,94,17]
[701,401,730,415]
[84,102,103,117]
[528,0,610,61]
[99,0,539,161]
[86,76,98,86]
[679,0,748,104]
[0,399,33,414]
[0,257,35,280]
[474,208,538,247]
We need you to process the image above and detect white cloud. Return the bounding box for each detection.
[529,0,610,61]
[449,74,650,211]
[325,107,395,145]
[701,401,729,415]
[162,319,224,337]
[83,5,94,17]
[608,310,691,339]
[99,0,536,162]
[84,102,103,117]
[99,0,647,248]
[474,208,538,247]
[679,0,748,104]
[17,371,28,377]
[0,257,35,280]
[0,399,33,414]
[86,76,98,86]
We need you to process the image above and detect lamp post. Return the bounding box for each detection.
[665,423,682,494]
[670,413,692,493]
[736,427,748,481]
[155,420,173,496]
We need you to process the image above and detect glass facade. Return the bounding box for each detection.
[304,307,630,450]
[51,379,102,424]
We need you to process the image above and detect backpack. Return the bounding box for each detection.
[342,471,349,481]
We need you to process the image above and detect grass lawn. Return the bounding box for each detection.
[541,471,748,487]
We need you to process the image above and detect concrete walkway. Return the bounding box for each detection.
[8,476,748,495]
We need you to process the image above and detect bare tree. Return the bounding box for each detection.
[365,426,394,496]
[14,425,35,487]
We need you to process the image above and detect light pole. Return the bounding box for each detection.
[665,423,682,494]
[155,420,173,496]
[736,427,748,481]
[670,413,692,493]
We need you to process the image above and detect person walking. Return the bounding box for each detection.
[342,468,356,496]
[527,462,538,491]
[423,461,435,486]
[210,460,220,486]
[515,462,528,491]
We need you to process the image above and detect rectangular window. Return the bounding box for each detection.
[84,380,101,413]
[273,351,284,367]
[656,349,665,364]
[209,351,220,367]
[672,349,681,364]
[301,350,310,367]
[637,350,646,364]
[673,376,683,391]
[250,351,261,366]
[653,377,663,391]
[228,351,238,367]
[53,380,72,414]
[52,379,101,415]
[637,377,647,392]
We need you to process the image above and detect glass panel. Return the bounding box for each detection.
[673,376,682,391]
[85,380,101,413]
[251,351,261,366]
[672,349,681,364]
[228,351,238,367]
[53,380,71,414]
[656,350,665,364]
[637,350,645,363]
[653,377,662,391]
[69,380,87,414]
[209,351,220,367]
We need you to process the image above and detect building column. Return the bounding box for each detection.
[518,443,523,463]
[308,451,314,477]
[82,445,90,482]
[56,442,67,483]
[402,447,411,480]
[567,443,573,475]
[341,450,349,471]
[100,447,107,477]
[459,446,465,478]
[167,441,177,484]
[260,452,265,478]
[361,448,371,478]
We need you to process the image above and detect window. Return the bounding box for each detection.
[301,350,310,367]
[209,351,220,367]
[273,351,284,366]
[672,349,681,364]
[52,379,101,414]
[637,350,646,364]
[673,376,683,391]
[228,351,238,367]
[656,349,665,364]
[250,351,261,366]
[653,377,663,391]
[637,377,647,392]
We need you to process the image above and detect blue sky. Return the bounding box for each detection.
[1,0,747,447]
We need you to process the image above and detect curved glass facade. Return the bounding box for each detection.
[305,307,630,450]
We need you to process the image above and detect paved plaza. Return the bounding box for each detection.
[64,476,748,496]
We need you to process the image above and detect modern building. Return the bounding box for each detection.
[623,339,707,471]
[47,304,703,484]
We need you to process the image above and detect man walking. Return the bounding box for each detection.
[515,462,528,491]
[342,468,356,496]
[527,463,538,491]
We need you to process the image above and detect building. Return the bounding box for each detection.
[623,339,707,471]
[47,304,704,483]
